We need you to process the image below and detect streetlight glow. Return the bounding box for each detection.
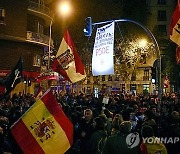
[138,38,147,48]
[57,1,72,17]
[47,1,72,71]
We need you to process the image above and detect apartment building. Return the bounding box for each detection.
[0,0,53,94]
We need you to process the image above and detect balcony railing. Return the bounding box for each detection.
[143,76,150,81]
[27,31,53,47]
[28,1,53,18]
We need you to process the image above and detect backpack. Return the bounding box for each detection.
[98,136,107,154]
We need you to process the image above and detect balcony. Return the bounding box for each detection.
[28,1,53,25]
[143,76,150,81]
[26,31,53,47]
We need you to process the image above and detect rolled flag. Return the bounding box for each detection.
[170,0,180,45]
[52,30,86,83]
[11,90,73,154]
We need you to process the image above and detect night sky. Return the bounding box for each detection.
[51,0,148,50]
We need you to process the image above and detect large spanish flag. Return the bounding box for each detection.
[170,0,180,45]
[52,29,86,83]
[11,90,73,154]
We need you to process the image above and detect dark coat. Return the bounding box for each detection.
[79,118,94,154]
[102,132,139,154]
[88,130,107,154]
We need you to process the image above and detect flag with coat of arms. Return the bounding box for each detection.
[11,89,73,154]
[52,29,86,83]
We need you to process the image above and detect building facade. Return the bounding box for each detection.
[0,0,53,94]
[0,0,177,95]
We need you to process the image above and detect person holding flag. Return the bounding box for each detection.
[52,29,86,83]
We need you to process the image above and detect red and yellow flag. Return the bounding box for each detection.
[170,0,180,45]
[11,90,73,154]
[52,29,86,83]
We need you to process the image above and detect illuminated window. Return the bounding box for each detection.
[0,8,5,24]
[143,84,149,93]
[33,54,41,67]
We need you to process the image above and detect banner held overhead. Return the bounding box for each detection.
[92,22,115,76]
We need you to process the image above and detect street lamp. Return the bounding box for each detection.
[47,1,72,71]
[138,38,147,48]
[58,1,72,17]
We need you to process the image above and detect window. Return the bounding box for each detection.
[143,69,149,81]
[120,84,125,93]
[93,76,99,84]
[0,8,5,24]
[35,22,44,34]
[140,54,146,64]
[39,0,44,6]
[131,73,136,81]
[158,25,167,36]
[33,54,41,67]
[130,84,136,95]
[87,77,90,84]
[38,22,44,34]
[157,0,166,5]
[157,10,166,21]
[102,75,105,81]
[115,75,119,81]
[143,85,149,94]
[108,75,112,81]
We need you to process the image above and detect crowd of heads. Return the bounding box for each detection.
[0,90,179,153]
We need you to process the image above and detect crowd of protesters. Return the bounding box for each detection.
[0,90,179,154]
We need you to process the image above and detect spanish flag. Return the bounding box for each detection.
[11,90,73,154]
[52,29,86,83]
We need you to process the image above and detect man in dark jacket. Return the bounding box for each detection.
[102,121,139,154]
[79,109,94,154]
[89,117,107,154]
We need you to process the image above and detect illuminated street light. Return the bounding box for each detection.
[57,1,72,17]
[47,1,72,71]
[138,38,148,48]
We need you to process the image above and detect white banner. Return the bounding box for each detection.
[102,97,109,104]
[92,22,115,76]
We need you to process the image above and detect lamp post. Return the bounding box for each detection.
[47,16,54,72]
[47,1,72,72]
